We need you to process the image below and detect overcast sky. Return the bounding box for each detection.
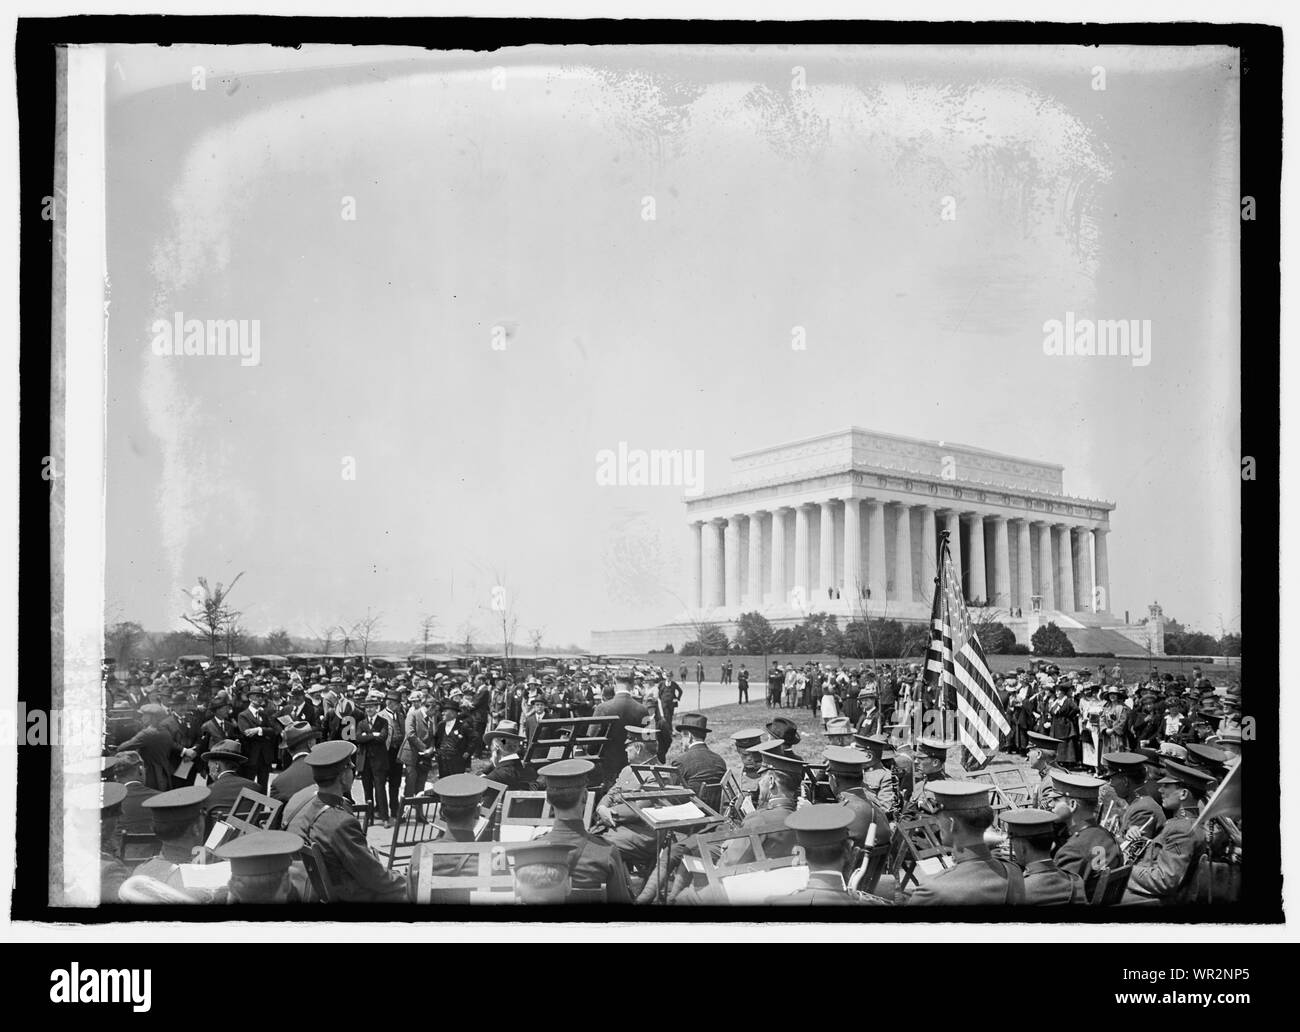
[101,43,1241,647]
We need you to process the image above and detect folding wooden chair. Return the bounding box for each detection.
[409,842,515,904]
[700,851,807,904]
[630,764,680,788]
[1090,863,1133,905]
[848,842,892,896]
[227,788,283,835]
[497,789,595,841]
[117,832,159,868]
[521,716,616,767]
[377,796,442,871]
[719,769,751,824]
[890,815,953,892]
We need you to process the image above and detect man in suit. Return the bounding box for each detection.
[482,720,532,792]
[655,675,683,763]
[1004,808,1086,904]
[591,675,650,783]
[399,690,436,800]
[433,700,473,777]
[736,664,750,704]
[355,691,393,826]
[269,722,320,814]
[905,782,1025,905]
[236,685,280,791]
[533,759,633,902]
[111,703,175,791]
[201,739,261,823]
[377,689,406,821]
[1050,771,1122,901]
[191,693,238,784]
[289,684,321,730]
[286,741,407,903]
[671,712,727,793]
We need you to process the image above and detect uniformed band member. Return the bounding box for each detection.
[1123,760,1213,905]
[902,738,953,817]
[731,727,766,786]
[534,759,633,903]
[853,732,899,819]
[216,830,310,903]
[135,785,211,895]
[80,781,131,904]
[508,841,579,904]
[905,781,1025,905]
[1101,751,1166,852]
[431,773,485,842]
[767,804,891,906]
[286,740,407,902]
[823,746,891,848]
[1049,771,1121,901]
[1002,807,1086,905]
[1026,732,1063,809]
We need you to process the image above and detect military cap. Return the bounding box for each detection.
[1001,808,1058,839]
[784,804,854,848]
[305,740,357,770]
[852,732,890,758]
[1050,770,1106,801]
[507,841,578,869]
[432,773,487,804]
[675,712,711,735]
[927,781,991,811]
[1027,731,1062,750]
[1102,752,1148,779]
[730,727,765,750]
[823,745,870,776]
[754,746,804,780]
[539,758,594,787]
[217,830,303,876]
[283,722,318,752]
[1159,741,1188,761]
[1158,761,1215,793]
[624,723,657,742]
[201,739,247,765]
[1185,743,1230,777]
[72,780,128,817]
[142,785,210,823]
[1209,727,1242,745]
[916,738,954,762]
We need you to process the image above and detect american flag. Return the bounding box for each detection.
[924,533,1011,771]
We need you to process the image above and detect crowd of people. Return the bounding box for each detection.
[87,652,1242,907]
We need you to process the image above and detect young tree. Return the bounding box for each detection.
[418,613,439,655]
[308,624,336,655]
[529,627,546,657]
[104,621,146,665]
[458,620,477,657]
[180,573,245,660]
[353,609,384,660]
[262,628,294,655]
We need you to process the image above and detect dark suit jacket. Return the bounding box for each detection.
[236,706,280,768]
[291,699,321,729]
[483,756,534,793]
[115,725,175,791]
[204,771,260,818]
[433,717,473,776]
[270,755,316,807]
[355,714,391,774]
[591,692,650,777]
[673,742,727,791]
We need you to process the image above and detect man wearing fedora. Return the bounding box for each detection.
[355,690,393,826]
[270,722,320,811]
[201,739,260,823]
[482,720,533,792]
[671,712,727,792]
[111,703,176,791]
[236,684,281,791]
[399,690,436,800]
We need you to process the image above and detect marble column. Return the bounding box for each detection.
[991,516,1011,609]
[944,510,963,596]
[843,497,862,600]
[702,519,723,608]
[893,502,913,603]
[967,514,987,604]
[724,516,742,608]
[919,506,938,594]
[771,507,788,606]
[1057,524,1076,613]
[1074,527,1094,613]
[1016,519,1034,613]
[1037,522,1055,609]
[793,504,811,603]
[867,500,887,603]
[688,521,702,610]
[819,500,836,599]
[747,511,765,607]
[1094,527,1111,614]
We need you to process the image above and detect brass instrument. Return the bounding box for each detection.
[1121,812,1157,863]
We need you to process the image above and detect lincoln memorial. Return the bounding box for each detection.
[593,428,1157,655]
